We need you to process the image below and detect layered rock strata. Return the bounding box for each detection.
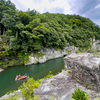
[64,53,100,91]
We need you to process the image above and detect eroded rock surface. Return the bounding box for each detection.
[0,90,24,100]
[25,48,67,65]
[33,71,100,100]
[25,46,78,65]
[64,53,100,92]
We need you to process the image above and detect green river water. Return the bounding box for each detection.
[0,57,64,97]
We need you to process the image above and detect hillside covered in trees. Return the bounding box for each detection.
[1,0,100,68]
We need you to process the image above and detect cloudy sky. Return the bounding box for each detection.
[10,0,100,26]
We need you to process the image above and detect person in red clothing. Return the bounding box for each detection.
[19,75,21,78]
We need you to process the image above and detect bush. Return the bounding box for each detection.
[18,77,42,100]
[91,51,98,57]
[44,71,54,79]
[32,95,40,100]
[72,88,89,100]
[66,70,70,75]
[6,90,15,95]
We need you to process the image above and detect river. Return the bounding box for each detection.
[0,57,64,97]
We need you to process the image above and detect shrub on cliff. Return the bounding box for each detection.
[44,71,54,79]
[72,88,89,100]
[18,77,42,100]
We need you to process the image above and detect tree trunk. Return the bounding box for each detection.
[1,24,4,35]
[18,29,20,35]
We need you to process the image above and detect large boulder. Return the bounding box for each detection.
[64,53,100,91]
[33,71,99,100]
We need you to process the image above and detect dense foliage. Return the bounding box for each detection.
[0,0,100,54]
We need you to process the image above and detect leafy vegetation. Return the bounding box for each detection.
[6,90,15,95]
[0,0,100,68]
[91,51,98,57]
[44,71,54,79]
[1,0,100,51]
[66,70,70,74]
[71,88,89,100]
[4,94,20,100]
[18,77,42,100]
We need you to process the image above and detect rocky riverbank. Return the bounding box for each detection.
[1,39,100,71]
[33,53,100,100]
[25,46,78,65]
[1,53,100,100]
[1,71,99,100]
[33,71,100,100]
[0,45,79,71]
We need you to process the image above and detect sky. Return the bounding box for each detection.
[10,0,100,26]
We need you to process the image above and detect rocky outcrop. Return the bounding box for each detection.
[64,53,100,92]
[0,68,4,72]
[33,71,100,100]
[0,90,24,100]
[0,45,78,72]
[91,43,100,52]
[25,48,67,65]
[25,46,78,65]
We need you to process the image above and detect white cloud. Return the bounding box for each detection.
[95,3,100,9]
[10,0,100,26]
[10,0,72,14]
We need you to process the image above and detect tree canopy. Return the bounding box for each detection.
[0,0,100,53]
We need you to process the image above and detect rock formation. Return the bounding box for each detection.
[33,71,99,100]
[33,53,100,100]
[25,46,78,65]
[64,53,100,91]
[0,90,22,100]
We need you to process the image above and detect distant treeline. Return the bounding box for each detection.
[1,0,100,53]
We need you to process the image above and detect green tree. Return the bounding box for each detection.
[15,22,24,38]
[1,17,16,29]
[0,0,16,35]
[18,11,31,25]
[25,18,40,32]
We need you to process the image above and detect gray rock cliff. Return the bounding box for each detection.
[33,71,100,100]
[25,46,78,65]
[64,53,100,91]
